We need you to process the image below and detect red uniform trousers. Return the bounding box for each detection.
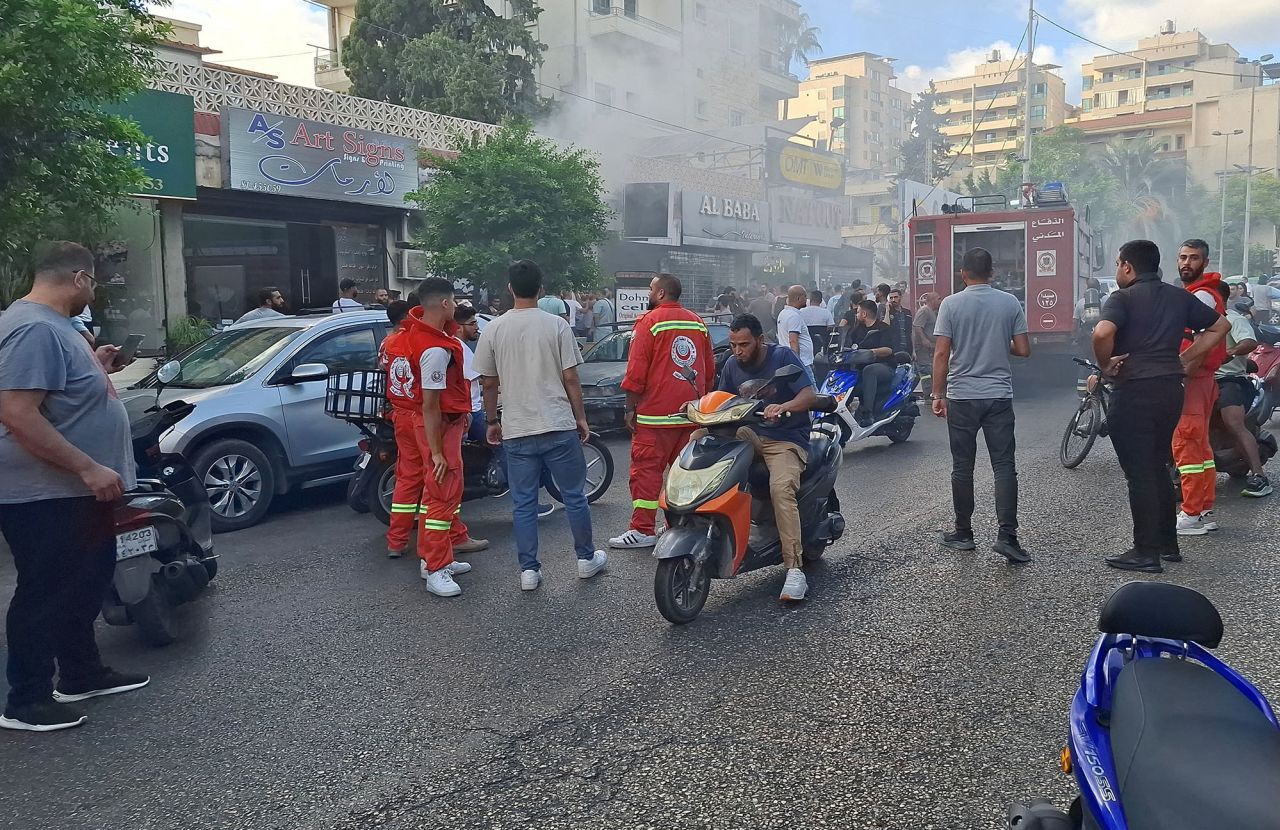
[629,426,695,535]
[1173,372,1218,517]
[386,408,467,571]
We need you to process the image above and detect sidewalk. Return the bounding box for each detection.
[113,356,160,391]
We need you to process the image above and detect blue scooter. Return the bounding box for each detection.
[1009,581,1280,829]
[818,350,920,446]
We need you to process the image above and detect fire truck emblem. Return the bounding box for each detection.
[916,257,936,285]
[1037,289,1058,309]
[388,356,416,399]
[670,335,698,380]
[1036,250,1057,277]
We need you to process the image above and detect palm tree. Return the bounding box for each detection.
[778,13,822,118]
[1098,137,1188,245]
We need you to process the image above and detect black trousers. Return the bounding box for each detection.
[947,398,1018,537]
[855,362,896,419]
[1108,376,1185,557]
[0,497,114,709]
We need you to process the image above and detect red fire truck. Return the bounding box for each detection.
[908,198,1096,348]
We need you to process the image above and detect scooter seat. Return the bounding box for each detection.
[1109,657,1280,830]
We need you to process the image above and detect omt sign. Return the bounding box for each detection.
[767,139,845,192]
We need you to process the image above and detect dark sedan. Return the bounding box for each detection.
[579,323,731,430]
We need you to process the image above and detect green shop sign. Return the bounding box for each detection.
[102,89,197,200]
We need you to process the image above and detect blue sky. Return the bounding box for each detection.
[160,0,1277,105]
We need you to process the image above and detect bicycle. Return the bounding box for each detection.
[1060,357,1112,468]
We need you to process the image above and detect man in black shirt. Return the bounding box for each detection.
[842,300,897,426]
[884,287,914,356]
[1093,240,1229,572]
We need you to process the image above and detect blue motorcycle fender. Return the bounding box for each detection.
[114,553,161,605]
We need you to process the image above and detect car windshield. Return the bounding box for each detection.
[165,327,304,388]
[584,330,632,362]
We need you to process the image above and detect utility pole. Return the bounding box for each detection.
[1212,129,1242,261]
[1238,53,1275,278]
[1021,0,1036,195]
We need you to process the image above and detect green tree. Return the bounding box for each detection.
[342,0,550,123]
[899,83,950,183]
[407,120,611,293]
[1218,173,1280,275]
[778,12,822,71]
[0,0,166,305]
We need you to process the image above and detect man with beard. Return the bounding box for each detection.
[1172,239,1229,535]
[609,274,714,549]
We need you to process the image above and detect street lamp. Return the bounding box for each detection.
[1212,129,1244,261]
[1235,53,1274,279]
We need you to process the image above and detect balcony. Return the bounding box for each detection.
[757,49,799,100]
[940,122,973,137]
[586,4,681,52]
[313,47,350,93]
[973,94,1019,109]
[973,138,1020,154]
[974,116,1019,131]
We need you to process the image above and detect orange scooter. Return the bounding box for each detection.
[653,365,845,624]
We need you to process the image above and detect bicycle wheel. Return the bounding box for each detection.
[1060,397,1101,469]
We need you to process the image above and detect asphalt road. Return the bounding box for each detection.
[3,370,1279,830]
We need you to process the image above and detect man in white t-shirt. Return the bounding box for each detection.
[562,291,582,330]
[332,279,363,313]
[775,284,814,373]
[799,290,836,328]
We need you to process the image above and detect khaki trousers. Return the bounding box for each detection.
[738,427,807,569]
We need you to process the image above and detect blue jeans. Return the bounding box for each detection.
[505,429,595,571]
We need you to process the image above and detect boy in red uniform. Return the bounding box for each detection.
[609,274,715,548]
[383,278,487,596]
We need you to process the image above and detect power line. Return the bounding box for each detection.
[217,51,314,63]
[297,0,762,151]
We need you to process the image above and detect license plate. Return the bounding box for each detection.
[116,527,158,561]
[357,453,371,469]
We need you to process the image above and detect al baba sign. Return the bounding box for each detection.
[680,190,770,251]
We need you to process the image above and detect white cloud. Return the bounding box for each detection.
[151,0,327,88]
[1062,0,1276,50]
[899,40,1061,94]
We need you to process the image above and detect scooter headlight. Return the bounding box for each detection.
[664,458,734,508]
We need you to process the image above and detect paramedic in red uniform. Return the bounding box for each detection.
[383,277,488,597]
[608,274,715,549]
[1172,240,1228,536]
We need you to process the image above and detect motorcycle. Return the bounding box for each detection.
[652,365,845,625]
[1249,319,1280,420]
[818,348,920,446]
[1209,372,1278,478]
[1007,581,1280,829]
[107,360,216,646]
[326,371,614,525]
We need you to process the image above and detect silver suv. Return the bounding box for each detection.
[123,311,391,532]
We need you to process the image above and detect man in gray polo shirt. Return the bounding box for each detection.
[931,247,1032,563]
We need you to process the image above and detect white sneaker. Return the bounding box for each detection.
[779,568,808,601]
[420,560,472,578]
[520,569,542,591]
[577,550,608,579]
[423,569,462,597]
[1201,510,1219,531]
[1176,511,1208,536]
[608,529,658,549]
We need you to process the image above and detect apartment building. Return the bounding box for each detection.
[311,0,802,130]
[933,51,1067,177]
[1079,26,1257,121]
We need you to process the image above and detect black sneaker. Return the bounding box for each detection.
[993,536,1031,564]
[1242,474,1273,498]
[0,700,87,732]
[1105,549,1163,573]
[940,529,976,551]
[1161,550,1184,563]
[53,669,150,703]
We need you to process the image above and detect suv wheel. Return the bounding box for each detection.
[192,438,277,533]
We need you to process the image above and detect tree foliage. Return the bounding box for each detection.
[778,12,822,71]
[407,120,611,293]
[343,0,551,124]
[899,83,950,184]
[1218,173,1280,275]
[0,0,166,304]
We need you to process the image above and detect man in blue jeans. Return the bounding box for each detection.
[931,247,1032,564]
[474,260,608,590]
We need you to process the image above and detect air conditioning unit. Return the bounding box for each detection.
[401,248,430,280]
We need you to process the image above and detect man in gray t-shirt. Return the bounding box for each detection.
[0,242,147,733]
[931,247,1032,564]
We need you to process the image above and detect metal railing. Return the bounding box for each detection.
[586,4,679,38]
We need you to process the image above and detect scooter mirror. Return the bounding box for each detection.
[157,360,181,386]
[772,364,802,381]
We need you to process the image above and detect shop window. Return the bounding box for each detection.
[91,202,166,352]
[184,216,291,326]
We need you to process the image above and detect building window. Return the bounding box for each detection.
[1182,83,1193,96]
[594,83,614,111]
[870,111,880,124]
[1030,104,1046,119]
[592,0,609,13]
[984,132,996,142]
[1081,99,1092,112]
[1032,82,1047,97]
[833,86,845,100]
[872,151,881,163]
[729,21,743,52]
[1007,129,1019,138]
[1127,68,1142,80]
[695,99,708,119]
[1083,76,1093,90]
[694,2,706,22]
[730,109,744,127]
[1117,90,1129,105]
[625,91,638,109]
[818,89,826,99]
[1175,134,1185,150]
[1102,72,1114,83]
[891,97,902,109]
[833,106,845,118]
[832,125,845,144]
[879,206,893,223]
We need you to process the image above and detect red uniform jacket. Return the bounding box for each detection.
[384,308,471,415]
[621,302,715,427]
[1181,272,1227,377]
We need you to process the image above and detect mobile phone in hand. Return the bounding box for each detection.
[114,334,144,367]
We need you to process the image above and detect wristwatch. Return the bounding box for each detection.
[486,415,501,426]
[930,395,946,401]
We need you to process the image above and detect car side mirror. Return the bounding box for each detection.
[289,362,330,383]
[156,360,181,386]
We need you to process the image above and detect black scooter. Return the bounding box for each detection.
[1210,373,1278,478]
[107,360,216,646]
[652,365,845,624]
